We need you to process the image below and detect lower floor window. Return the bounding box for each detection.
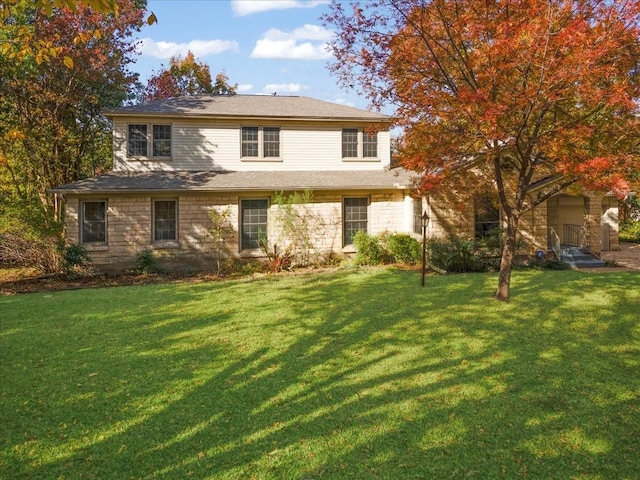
[81,201,106,243]
[241,198,268,250]
[474,195,500,239]
[344,197,368,245]
[154,200,177,241]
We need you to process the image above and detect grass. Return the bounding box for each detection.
[1,267,639,479]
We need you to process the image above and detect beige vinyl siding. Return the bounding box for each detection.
[113,118,391,172]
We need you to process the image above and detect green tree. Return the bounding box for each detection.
[1,1,145,205]
[0,1,146,269]
[1,0,155,67]
[142,51,237,102]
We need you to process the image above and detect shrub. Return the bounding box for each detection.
[381,232,421,265]
[425,235,481,273]
[316,251,344,267]
[61,243,92,276]
[0,231,60,273]
[514,257,571,271]
[273,190,312,266]
[257,231,293,273]
[541,259,572,270]
[474,228,502,252]
[208,207,235,272]
[239,261,262,277]
[135,249,158,274]
[619,221,640,243]
[353,231,388,265]
[0,197,63,273]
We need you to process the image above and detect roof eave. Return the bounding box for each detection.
[104,111,392,123]
[50,183,410,195]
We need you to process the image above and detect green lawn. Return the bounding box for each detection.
[1,268,639,479]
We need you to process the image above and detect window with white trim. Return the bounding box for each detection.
[153,199,178,242]
[342,129,358,158]
[241,199,268,250]
[127,124,172,158]
[81,201,106,243]
[343,197,368,246]
[241,126,280,159]
[342,129,378,159]
[363,132,377,158]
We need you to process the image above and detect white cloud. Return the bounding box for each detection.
[264,24,334,42]
[332,98,355,107]
[138,37,239,59]
[251,24,333,60]
[237,84,254,93]
[262,83,308,94]
[231,0,329,17]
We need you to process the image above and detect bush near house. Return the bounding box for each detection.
[353,231,422,266]
[619,194,640,242]
[354,231,502,272]
[381,232,422,264]
[352,231,571,273]
[0,197,62,273]
[619,221,640,243]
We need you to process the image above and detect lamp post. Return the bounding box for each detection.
[421,210,429,287]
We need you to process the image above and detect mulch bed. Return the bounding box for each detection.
[0,271,226,296]
[0,265,347,296]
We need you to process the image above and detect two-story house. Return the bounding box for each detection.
[51,95,419,272]
[52,94,619,272]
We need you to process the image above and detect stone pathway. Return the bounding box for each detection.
[600,242,640,271]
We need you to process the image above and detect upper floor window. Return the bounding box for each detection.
[128,125,147,157]
[342,129,378,159]
[241,126,280,159]
[342,129,358,158]
[128,124,172,158]
[363,132,377,158]
[81,200,106,244]
[241,126,259,157]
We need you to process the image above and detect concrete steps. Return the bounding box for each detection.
[561,246,606,269]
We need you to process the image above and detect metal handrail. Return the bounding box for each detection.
[548,227,562,260]
[560,224,602,256]
[580,226,601,256]
[563,224,583,247]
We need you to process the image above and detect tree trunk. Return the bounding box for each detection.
[495,214,519,301]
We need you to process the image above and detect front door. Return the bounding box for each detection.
[557,196,585,245]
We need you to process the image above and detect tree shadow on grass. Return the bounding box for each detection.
[1,269,638,479]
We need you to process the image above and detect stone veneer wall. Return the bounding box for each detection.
[426,191,578,255]
[426,191,474,239]
[63,190,409,273]
[517,201,549,254]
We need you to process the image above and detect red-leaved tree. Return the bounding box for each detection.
[325,0,640,300]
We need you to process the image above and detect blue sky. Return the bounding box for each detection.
[132,0,373,110]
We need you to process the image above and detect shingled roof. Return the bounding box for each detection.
[50,169,416,194]
[105,95,391,122]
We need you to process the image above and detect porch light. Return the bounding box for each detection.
[421,210,430,287]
